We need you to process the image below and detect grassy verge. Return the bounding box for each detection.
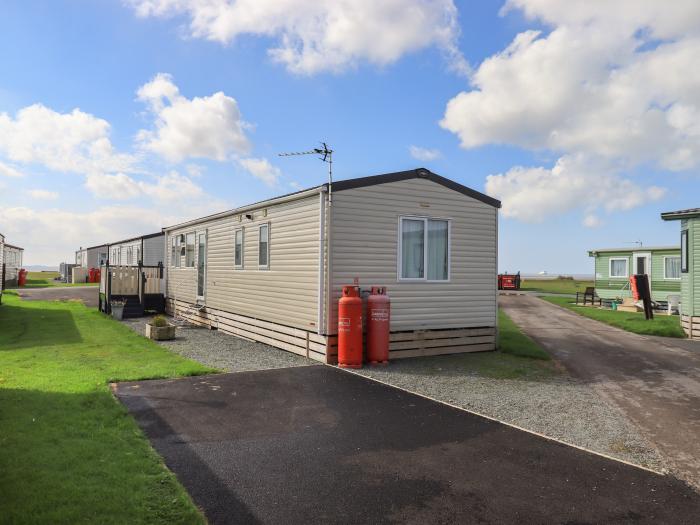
[498,309,551,359]
[519,277,593,295]
[17,271,99,288]
[542,295,686,338]
[0,292,215,523]
[430,309,553,381]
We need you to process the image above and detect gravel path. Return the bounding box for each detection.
[348,353,666,473]
[121,317,317,372]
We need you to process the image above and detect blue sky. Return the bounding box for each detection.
[1,1,697,270]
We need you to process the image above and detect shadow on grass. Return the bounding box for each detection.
[0,305,82,349]
[0,387,210,524]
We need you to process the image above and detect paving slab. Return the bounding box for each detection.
[500,294,700,489]
[116,365,700,524]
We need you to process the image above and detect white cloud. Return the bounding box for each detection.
[126,0,467,75]
[85,173,143,200]
[238,157,281,187]
[140,171,205,202]
[85,170,204,203]
[0,161,25,178]
[582,214,603,228]
[0,104,134,175]
[442,1,700,168]
[136,73,251,162]
[27,189,59,200]
[409,145,441,162]
[485,155,666,223]
[0,205,168,265]
[441,1,700,222]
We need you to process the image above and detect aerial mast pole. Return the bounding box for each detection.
[278,142,333,206]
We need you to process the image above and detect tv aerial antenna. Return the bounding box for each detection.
[623,240,643,247]
[278,142,334,205]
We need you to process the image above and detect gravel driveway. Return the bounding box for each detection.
[501,294,700,490]
[121,317,317,372]
[350,353,665,473]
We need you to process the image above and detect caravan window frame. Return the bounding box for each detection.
[185,232,196,267]
[663,255,681,280]
[397,215,451,282]
[258,223,270,270]
[681,230,689,273]
[609,257,629,278]
[234,228,244,269]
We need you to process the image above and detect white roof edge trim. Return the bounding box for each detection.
[162,186,325,232]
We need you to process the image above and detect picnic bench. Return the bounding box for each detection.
[576,286,602,306]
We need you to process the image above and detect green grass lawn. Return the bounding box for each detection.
[498,309,551,360]
[0,292,215,524]
[17,271,99,288]
[519,277,594,295]
[542,295,686,338]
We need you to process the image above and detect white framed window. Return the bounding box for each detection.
[258,224,269,269]
[609,257,628,278]
[136,247,141,265]
[664,256,681,280]
[681,230,689,273]
[398,216,450,281]
[127,246,134,265]
[171,236,180,268]
[185,232,196,267]
[234,228,244,268]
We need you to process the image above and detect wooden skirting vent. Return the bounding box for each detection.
[166,298,328,362]
[166,298,496,364]
[324,326,496,364]
[681,315,700,340]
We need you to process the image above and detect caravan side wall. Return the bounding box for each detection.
[165,193,324,358]
[142,235,165,266]
[329,177,498,359]
[594,250,681,302]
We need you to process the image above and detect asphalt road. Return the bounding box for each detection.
[15,286,99,307]
[500,294,700,490]
[116,365,700,524]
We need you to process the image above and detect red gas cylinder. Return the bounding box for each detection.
[94,268,101,284]
[88,268,96,283]
[338,285,363,368]
[367,286,390,365]
[17,269,28,287]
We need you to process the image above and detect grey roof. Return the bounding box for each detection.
[661,208,700,220]
[4,243,24,251]
[107,231,163,247]
[163,168,500,231]
[588,246,679,254]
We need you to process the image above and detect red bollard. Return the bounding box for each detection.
[338,285,363,368]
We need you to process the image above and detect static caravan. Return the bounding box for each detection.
[661,208,700,339]
[75,244,108,269]
[3,242,24,287]
[588,247,681,303]
[108,232,165,267]
[163,168,500,363]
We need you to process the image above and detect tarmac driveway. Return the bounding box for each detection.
[500,294,700,489]
[15,286,99,307]
[116,366,700,524]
